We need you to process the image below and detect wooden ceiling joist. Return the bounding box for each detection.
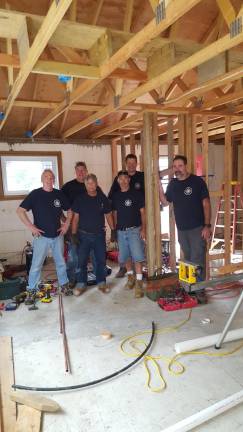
[0,0,73,130]
[63,9,243,138]
[32,0,203,137]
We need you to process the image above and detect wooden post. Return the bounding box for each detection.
[120,136,126,170]
[143,112,156,276]
[111,139,118,178]
[224,117,232,266]
[129,133,136,154]
[167,118,176,271]
[152,114,162,271]
[0,337,16,431]
[178,114,185,155]
[202,115,209,186]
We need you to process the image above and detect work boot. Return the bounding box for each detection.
[134,280,144,299]
[25,290,36,305]
[124,274,136,290]
[115,266,127,278]
[98,282,111,294]
[69,280,76,289]
[73,286,86,296]
[61,283,73,296]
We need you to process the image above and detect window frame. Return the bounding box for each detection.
[0,151,63,201]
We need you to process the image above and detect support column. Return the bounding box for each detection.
[120,136,126,170]
[167,118,176,271]
[178,114,185,155]
[143,112,161,276]
[202,115,209,186]
[129,133,136,154]
[111,139,118,178]
[224,117,232,265]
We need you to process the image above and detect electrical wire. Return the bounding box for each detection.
[12,321,156,392]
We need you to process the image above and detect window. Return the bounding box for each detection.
[0,151,63,200]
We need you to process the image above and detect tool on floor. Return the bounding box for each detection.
[41,284,52,303]
[58,293,71,373]
[5,302,18,311]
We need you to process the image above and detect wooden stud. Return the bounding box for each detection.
[216,0,236,27]
[92,0,105,26]
[152,113,162,270]
[0,337,16,431]
[69,0,77,21]
[129,133,136,154]
[120,136,126,170]
[167,118,176,271]
[224,116,232,265]
[202,116,209,186]
[10,391,60,413]
[111,139,118,178]
[143,112,156,276]
[178,114,185,155]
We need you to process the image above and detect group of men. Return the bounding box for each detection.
[16,153,212,304]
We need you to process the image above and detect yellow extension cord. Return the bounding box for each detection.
[119,310,243,393]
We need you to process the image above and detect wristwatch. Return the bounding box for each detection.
[204,224,211,228]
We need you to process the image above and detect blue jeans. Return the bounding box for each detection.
[66,241,80,283]
[28,236,68,291]
[78,231,106,286]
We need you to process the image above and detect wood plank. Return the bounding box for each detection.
[0,337,16,431]
[217,261,243,274]
[152,113,162,270]
[202,116,209,186]
[224,117,232,264]
[0,0,73,130]
[10,391,60,413]
[178,114,185,154]
[216,0,236,27]
[120,136,126,170]
[14,405,41,432]
[32,0,202,136]
[111,139,118,178]
[167,118,176,271]
[92,113,142,139]
[91,0,105,25]
[129,133,135,154]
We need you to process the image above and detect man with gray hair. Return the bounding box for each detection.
[72,174,114,294]
[17,169,72,303]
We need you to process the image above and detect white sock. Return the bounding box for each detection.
[136,274,143,280]
[127,270,133,275]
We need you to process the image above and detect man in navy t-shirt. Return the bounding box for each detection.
[159,155,212,279]
[112,171,146,298]
[17,169,72,300]
[109,153,144,278]
[72,174,114,295]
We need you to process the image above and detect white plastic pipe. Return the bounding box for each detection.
[174,327,243,353]
[161,389,243,432]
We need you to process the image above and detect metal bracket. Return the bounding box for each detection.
[114,95,120,108]
[155,0,166,25]
[230,16,242,38]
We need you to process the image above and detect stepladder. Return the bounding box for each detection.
[211,181,243,254]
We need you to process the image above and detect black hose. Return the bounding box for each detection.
[12,321,156,392]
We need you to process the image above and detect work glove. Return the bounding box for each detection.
[110,229,117,242]
[71,233,79,246]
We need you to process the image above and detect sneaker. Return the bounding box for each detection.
[61,283,73,296]
[73,286,86,296]
[98,283,111,294]
[124,274,136,290]
[25,290,36,305]
[134,280,144,299]
[115,266,127,278]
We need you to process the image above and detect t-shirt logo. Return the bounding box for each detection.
[125,199,132,207]
[54,199,61,207]
[184,187,192,196]
[134,182,141,190]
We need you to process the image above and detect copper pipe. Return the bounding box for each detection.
[58,293,71,373]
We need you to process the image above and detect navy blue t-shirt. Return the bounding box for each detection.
[165,174,209,230]
[72,192,111,234]
[108,171,145,199]
[20,188,70,238]
[112,189,145,230]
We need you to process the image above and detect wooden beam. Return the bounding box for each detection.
[0,0,73,130]
[5,3,13,89]
[152,112,162,270]
[92,113,143,138]
[14,405,41,432]
[224,116,232,264]
[32,0,203,136]
[202,116,209,185]
[167,118,176,270]
[91,0,105,25]
[63,22,243,138]
[69,0,77,21]
[203,89,243,109]
[120,136,126,169]
[111,138,118,177]
[216,0,236,27]
[129,133,136,154]
[28,75,39,131]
